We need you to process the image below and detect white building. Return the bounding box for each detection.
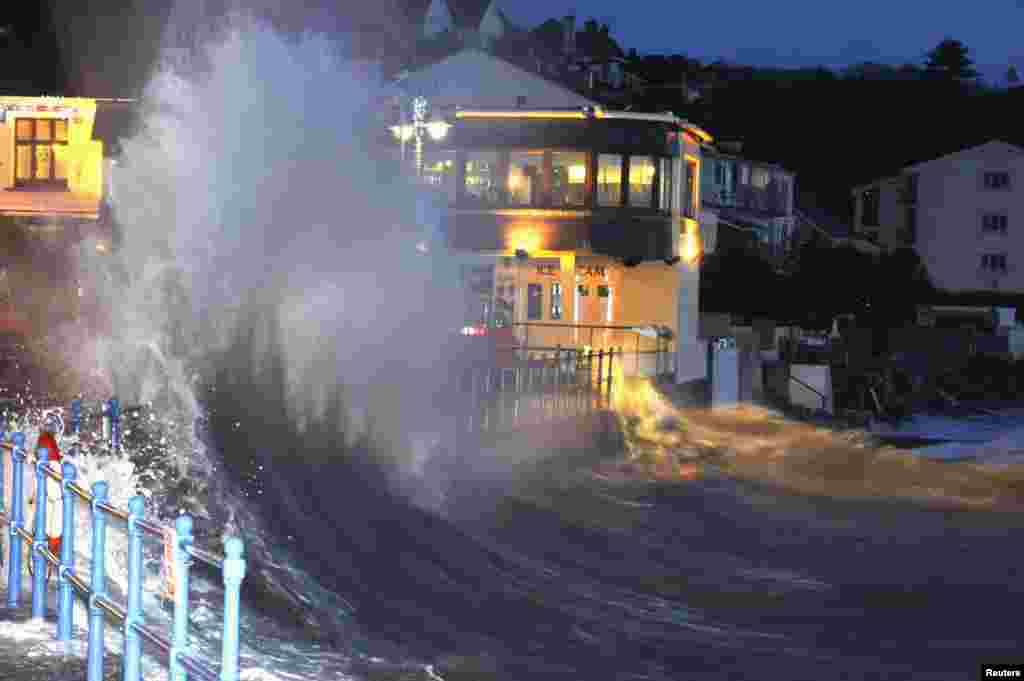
[853,140,1024,293]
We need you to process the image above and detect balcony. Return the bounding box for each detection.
[444,206,675,261]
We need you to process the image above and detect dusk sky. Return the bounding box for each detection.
[513,1,1024,78]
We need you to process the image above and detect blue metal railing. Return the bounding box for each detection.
[0,397,247,681]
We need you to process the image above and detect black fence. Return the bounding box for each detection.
[453,347,623,434]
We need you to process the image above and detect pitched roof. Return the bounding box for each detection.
[445,0,495,29]
[403,0,497,29]
[903,139,1024,173]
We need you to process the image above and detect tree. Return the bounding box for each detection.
[924,38,978,81]
[1008,65,1021,87]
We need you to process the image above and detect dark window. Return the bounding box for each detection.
[981,253,1008,272]
[527,283,543,320]
[907,206,917,243]
[15,118,69,186]
[516,95,527,108]
[713,160,724,185]
[905,173,918,203]
[984,171,1011,190]
[684,160,697,218]
[861,188,880,227]
[550,282,563,320]
[982,213,1009,234]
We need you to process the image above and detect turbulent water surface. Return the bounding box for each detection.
[0,9,1022,681]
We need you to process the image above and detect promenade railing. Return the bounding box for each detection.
[0,397,247,681]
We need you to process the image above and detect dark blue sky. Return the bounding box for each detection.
[514,1,1024,81]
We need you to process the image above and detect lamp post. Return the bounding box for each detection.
[390,96,450,179]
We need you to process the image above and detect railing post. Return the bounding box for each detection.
[172,514,193,681]
[70,398,82,436]
[220,537,246,681]
[7,432,25,608]
[123,496,145,681]
[88,481,109,681]
[32,447,49,619]
[597,350,604,398]
[0,427,5,517]
[109,398,121,452]
[58,462,77,642]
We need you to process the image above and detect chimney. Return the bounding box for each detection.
[562,14,575,57]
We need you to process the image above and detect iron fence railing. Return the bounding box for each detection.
[0,398,247,681]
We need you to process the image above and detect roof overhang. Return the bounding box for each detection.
[454,107,713,143]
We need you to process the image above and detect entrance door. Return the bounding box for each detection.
[15,118,69,187]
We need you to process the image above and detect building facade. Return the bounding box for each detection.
[439,107,709,382]
[853,140,1024,293]
[700,144,796,266]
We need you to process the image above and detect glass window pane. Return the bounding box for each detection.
[54,146,69,180]
[659,158,673,212]
[597,154,622,207]
[35,145,52,180]
[15,145,32,180]
[508,150,544,207]
[685,160,698,218]
[423,151,455,204]
[35,120,52,142]
[15,119,33,140]
[527,283,543,320]
[551,151,587,207]
[54,119,68,142]
[464,151,501,207]
[628,155,654,208]
[550,282,563,320]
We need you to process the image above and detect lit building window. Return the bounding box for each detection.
[550,282,563,320]
[684,160,698,218]
[597,154,622,207]
[463,151,501,206]
[508,150,545,207]
[659,158,673,212]
[551,151,587,207]
[628,155,655,208]
[15,118,69,187]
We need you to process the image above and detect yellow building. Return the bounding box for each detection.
[438,107,710,382]
[0,96,132,220]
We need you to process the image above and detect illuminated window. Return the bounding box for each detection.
[527,283,543,320]
[15,118,69,187]
[597,154,622,207]
[423,151,455,203]
[751,167,770,189]
[684,160,697,218]
[508,150,545,207]
[551,151,587,207]
[463,151,501,206]
[658,158,673,212]
[628,156,655,208]
[550,282,563,320]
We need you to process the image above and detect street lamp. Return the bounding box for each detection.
[390,96,451,178]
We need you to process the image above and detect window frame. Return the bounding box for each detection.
[526,282,544,320]
[860,187,880,228]
[982,213,1009,234]
[983,171,1011,190]
[14,117,69,188]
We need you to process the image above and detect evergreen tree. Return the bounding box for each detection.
[1008,65,1021,87]
[924,38,978,81]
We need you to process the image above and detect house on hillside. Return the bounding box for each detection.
[407,0,512,49]
[853,140,1024,294]
[699,142,796,267]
